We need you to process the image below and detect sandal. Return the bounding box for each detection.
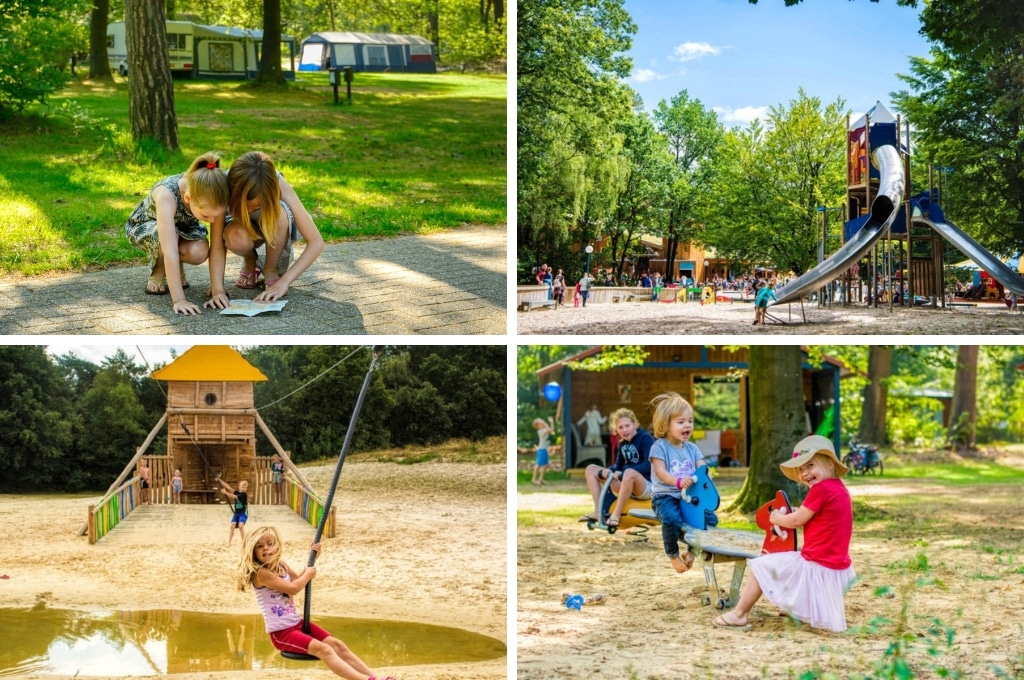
[179,264,190,290]
[145,276,168,295]
[235,266,262,289]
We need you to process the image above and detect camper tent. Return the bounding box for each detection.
[108,20,296,80]
[299,32,436,73]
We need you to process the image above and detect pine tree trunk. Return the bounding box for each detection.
[126,0,178,149]
[731,346,808,512]
[858,345,891,445]
[88,0,113,79]
[949,345,979,451]
[254,0,285,86]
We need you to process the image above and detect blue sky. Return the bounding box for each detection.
[623,0,933,126]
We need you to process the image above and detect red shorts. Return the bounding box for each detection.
[269,620,331,654]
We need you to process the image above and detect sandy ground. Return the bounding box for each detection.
[517,466,1024,679]
[0,462,507,680]
[517,298,1024,335]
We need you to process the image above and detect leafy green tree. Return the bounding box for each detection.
[893,46,1024,254]
[0,0,87,115]
[710,90,847,275]
[652,91,726,279]
[72,367,148,490]
[0,347,76,491]
[518,0,636,271]
[605,111,673,277]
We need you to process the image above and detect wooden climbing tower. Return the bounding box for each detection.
[151,346,267,504]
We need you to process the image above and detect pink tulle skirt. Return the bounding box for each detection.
[748,552,856,632]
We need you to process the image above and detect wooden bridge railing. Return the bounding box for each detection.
[88,476,140,544]
[286,478,336,538]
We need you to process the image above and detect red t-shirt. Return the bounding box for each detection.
[799,477,852,569]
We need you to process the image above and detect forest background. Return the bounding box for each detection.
[0,345,506,493]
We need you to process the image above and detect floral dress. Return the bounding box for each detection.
[124,173,208,264]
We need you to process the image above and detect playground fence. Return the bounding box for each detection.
[88,476,140,544]
[286,478,336,538]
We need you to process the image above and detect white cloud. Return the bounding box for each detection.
[633,68,658,82]
[672,42,722,62]
[714,105,770,127]
[45,344,192,368]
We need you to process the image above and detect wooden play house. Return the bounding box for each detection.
[151,346,267,504]
[85,346,335,543]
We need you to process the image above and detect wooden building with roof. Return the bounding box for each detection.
[151,346,267,504]
[537,345,850,470]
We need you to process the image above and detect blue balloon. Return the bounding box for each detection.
[543,382,562,401]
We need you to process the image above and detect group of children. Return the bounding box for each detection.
[125,150,324,315]
[562,392,856,633]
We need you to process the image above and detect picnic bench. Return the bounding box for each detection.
[516,285,556,311]
[629,508,763,609]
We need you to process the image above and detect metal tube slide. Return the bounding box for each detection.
[771,144,905,306]
[914,217,1024,296]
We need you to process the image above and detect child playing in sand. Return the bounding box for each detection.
[531,417,555,485]
[215,477,249,546]
[125,151,229,315]
[713,435,855,632]
[204,151,325,309]
[236,526,395,680]
[172,468,182,504]
[648,393,717,573]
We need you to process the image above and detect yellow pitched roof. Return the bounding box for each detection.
[151,346,267,382]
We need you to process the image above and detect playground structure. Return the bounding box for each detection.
[772,102,1024,311]
[84,346,333,544]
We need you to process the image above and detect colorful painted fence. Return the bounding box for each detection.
[286,479,336,538]
[88,477,139,544]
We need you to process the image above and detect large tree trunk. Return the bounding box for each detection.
[858,345,891,446]
[126,0,178,149]
[88,0,113,79]
[948,345,979,451]
[254,0,286,85]
[732,346,809,512]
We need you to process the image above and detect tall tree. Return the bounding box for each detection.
[652,91,725,280]
[711,90,847,274]
[732,345,808,511]
[88,0,113,79]
[605,111,672,277]
[125,0,178,148]
[858,346,891,445]
[0,347,77,491]
[253,0,286,86]
[948,345,979,451]
[518,0,636,267]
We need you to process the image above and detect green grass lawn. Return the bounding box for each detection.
[0,71,506,275]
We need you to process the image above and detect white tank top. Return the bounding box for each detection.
[253,565,303,633]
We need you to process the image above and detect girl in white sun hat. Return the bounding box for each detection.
[713,434,855,632]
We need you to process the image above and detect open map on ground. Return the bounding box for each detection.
[219,299,288,316]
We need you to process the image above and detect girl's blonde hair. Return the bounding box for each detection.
[609,408,638,426]
[532,418,547,429]
[649,392,693,439]
[237,525,283,592]
[228,151,283,247]
[184,151,229,208]
[812,453,841,480]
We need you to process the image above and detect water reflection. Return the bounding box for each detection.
[0,608,505,676]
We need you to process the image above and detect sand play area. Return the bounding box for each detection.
[0,461,506,680]
[517,458,1024,679]
[517,297,1024,335]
